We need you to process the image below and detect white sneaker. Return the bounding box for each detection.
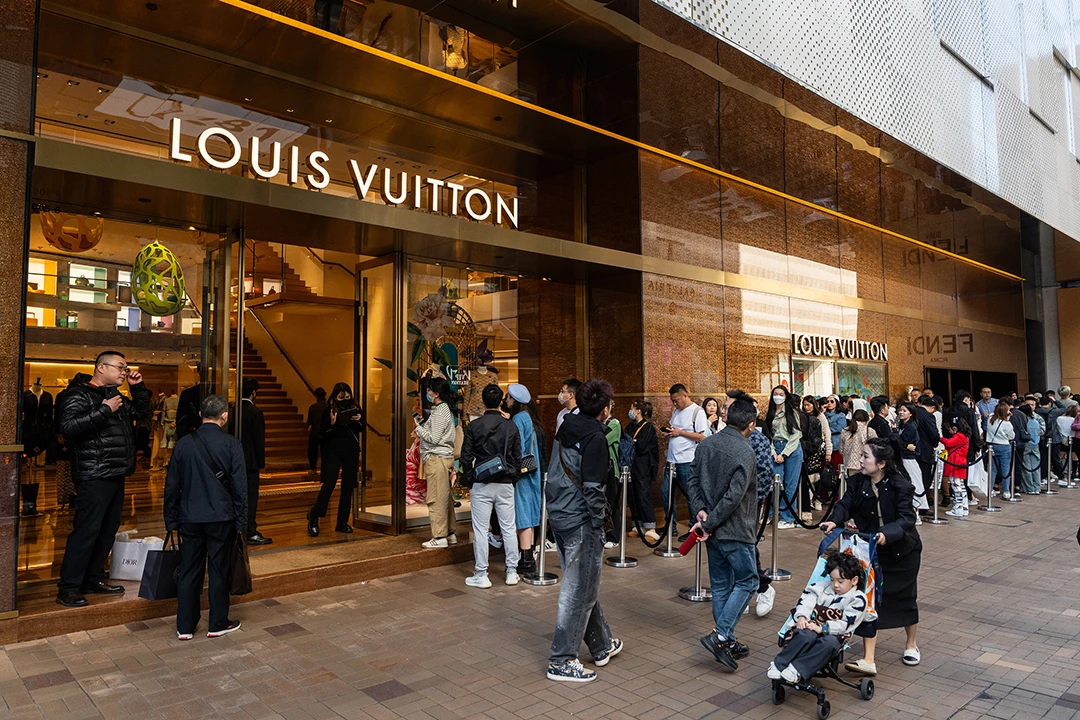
[914,515,922,526]
[446,533,458,545]
[488,533,503,549]
[811,500,822,511]
[780,665,800,684]
[776,521,796,530]
[743,604,749,615]
[465,574,492,589]
[505,571,520,586]
[767,662,782,680]
[756,585,776,617]
[945,508,965,518]
[422,537,448,549]
[1002,492,1011,500]
[544,540,557,553]
[604,540,618,549]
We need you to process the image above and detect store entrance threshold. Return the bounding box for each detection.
[6,532,475,644]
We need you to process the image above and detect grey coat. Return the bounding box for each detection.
[685,426,758,543]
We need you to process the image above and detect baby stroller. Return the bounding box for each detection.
[771,529,880,719]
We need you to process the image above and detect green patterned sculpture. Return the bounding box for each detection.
[132,241,186,315]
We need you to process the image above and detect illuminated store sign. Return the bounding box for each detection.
[792,333,889,361]
[168,118,519,229]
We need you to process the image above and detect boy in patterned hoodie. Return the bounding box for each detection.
[767,551,868,684]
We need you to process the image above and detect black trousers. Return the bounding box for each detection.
[177,521,233,634]
[58,476,125,592]
[918,459,935,506]
[246,469,260,535]
[313,447,357,527]
[307,436,320,471]
[628,470,656,525]
[774,629,842,680]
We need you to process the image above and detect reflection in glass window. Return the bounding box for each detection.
[837,361,886,399]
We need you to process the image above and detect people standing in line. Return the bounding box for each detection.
[839,410,878,475]
[946,391,981,506]
[986,403,1016,498]
[545,379,621,683]
[799,397,825,516]
[942,416,971,517]
[1036,396,1058,482]
[703,397,723,435]
[1055,405,1077,485]
[556,378,581,434]
[165,394,247,640]
[307,382,364,537]
[461,384,521,589]
[55,351,151,607]
[895,403,926,519]
[1019,404,1043,494]
[687,398,761,673]
[1005,397,1031,487]
[306,387,328,473]
[824,396,847,473]
[624,401,660,543]
[661,384,709,538]
[601,399,623,549]
[821,437,923,676]
[505,383,541,575]
[805,396,832,464]
[239,379,270,546]
[976,387,998,433]
[764,385,803,530]
[418,378,460,549]
[914,396,941,515]
[728,390,775,617]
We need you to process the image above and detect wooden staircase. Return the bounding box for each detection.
[232,331,311,474]
[250,241,316,299]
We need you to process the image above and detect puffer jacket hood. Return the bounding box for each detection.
[56,372,151,480]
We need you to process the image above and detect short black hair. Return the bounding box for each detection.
[482,384,503,409]
[669,383,688,396]
[314,387,326,399]
[577,378,614,417]
[823,549,863,583]
[726,389,753,403]
[917,394,934,407]
[242,378,259,399]
[725,399,757,431]
[870,397,888,416]
[562,378,581,393]
[95,350,125,366]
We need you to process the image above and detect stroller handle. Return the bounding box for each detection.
[817,527,876,555]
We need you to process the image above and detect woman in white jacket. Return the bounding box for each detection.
[986,403,1016,499]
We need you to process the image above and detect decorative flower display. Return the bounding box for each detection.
[412,288,454,342]
[131,241,186,315]
[39,212,104,253]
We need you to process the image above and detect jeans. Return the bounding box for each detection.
[989,443,1012,495]
[660,462,694,531]
[772,441,803,523]
[549,523,612,665]
[470,483,518,576]
[704,538,758,640]
[1020,445,1041,494]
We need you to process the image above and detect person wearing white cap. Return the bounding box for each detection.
[505,383,542,576]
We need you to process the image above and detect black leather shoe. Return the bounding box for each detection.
[56,590,88,607]
[335,524,353,534]
[82,581,125,595]
[307,509,319,537]
[247,533,273,546]
[700,631,738,672]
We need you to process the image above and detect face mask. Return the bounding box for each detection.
[558,391,568,405]
[425,391,435,403]
[628,409,636,421]
[772,395,785,406]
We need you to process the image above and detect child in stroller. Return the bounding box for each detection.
[770,531,878,719]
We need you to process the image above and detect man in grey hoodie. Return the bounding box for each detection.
[686,398,760,673]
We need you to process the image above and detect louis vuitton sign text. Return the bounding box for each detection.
[169,118,519,229]
[792,333,889,362]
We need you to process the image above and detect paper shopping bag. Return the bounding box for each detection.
[138,532,181,600]
[229,532,253,596]
[109,535,164,581]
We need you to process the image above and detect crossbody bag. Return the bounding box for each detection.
[192,432,231,489]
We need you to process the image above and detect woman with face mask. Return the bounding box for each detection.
[763,385,804,529]
[504,384,541,574]
[624,401,660,542]
[307,382,365,537]
[418,378,461,549]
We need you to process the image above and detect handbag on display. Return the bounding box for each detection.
[138,531,181,600]
[230,531,253,596]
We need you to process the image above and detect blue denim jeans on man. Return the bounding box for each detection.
[705,537,758,640]
[772,440,804,523]
[549,523,613,665]
[660,462,695,532]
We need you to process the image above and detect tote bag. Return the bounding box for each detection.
[138,532,181,600]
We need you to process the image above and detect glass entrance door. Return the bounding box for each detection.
[355,255,404,533]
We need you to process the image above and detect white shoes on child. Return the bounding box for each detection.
[766,662,801,684]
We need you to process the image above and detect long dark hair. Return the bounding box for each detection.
[899,402,918,425]
[846,409,869,434]
[330,382,354,410]
[943,415,970,438]
[865,436,904,480]
[428,377,459,418]
[765,385,800,437]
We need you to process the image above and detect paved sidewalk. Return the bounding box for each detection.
[2,490,1079,720]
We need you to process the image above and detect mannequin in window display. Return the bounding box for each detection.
[30,379,56,465]
[149,389,166,470]
[161,390,180,466]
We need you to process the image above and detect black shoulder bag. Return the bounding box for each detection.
[192,432,230,488]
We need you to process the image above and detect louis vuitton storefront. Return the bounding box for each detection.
[0,0,1034,637]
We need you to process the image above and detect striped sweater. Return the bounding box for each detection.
[793,582,868,637]
[415,402,456,462]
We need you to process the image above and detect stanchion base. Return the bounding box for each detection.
[521,572,559,586]
[980,505,1002,512]
[1043,488,1059,495]
[606,556,638,568]
[927,518,949,525]
[764,568,791,581]
[1005,496,1023,503]
[653,548,681,558]
[678,585,712,602]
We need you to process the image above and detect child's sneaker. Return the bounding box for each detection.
[780,665,800,684]
[767,662,782,680]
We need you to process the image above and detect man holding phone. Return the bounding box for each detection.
[660,384,708,539]
[55,350,151,607]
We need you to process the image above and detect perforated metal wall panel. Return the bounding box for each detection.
[651,0,1080,242]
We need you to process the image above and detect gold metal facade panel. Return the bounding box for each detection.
[640,153,722,270]
[722,286,789,399]
[642,274,726,396]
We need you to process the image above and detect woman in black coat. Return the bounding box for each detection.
[307,382,364,536]
[820,436,922,676]
[625,400,660,542]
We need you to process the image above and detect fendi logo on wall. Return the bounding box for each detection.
[907,333,974,363]
[168,118,519,228]
[791,334,889,361]
[902,232,970,267]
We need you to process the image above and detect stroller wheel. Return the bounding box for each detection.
[771,681,786,705]
[859,678,874,701]
[816,700,831,720]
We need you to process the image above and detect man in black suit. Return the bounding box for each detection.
[176,365,203,440]
[914,395,941,513]
[240,378,270,545]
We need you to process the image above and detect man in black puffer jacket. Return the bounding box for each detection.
[56,351,151,607]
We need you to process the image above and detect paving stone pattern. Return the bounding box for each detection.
[2,491,1079,720]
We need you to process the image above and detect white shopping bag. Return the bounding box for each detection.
[109,535,164,581]
[967,459,989,497]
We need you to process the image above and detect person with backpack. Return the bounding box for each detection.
[461,385,521,589]
[602,399,623,548]
[623,401,659,543]
[661,384,709,539]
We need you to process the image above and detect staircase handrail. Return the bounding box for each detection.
[303,247,356,277]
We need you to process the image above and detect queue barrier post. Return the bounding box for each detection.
[764,473,791,582]
[928,452,948,525]
[522,473,559,586]
[1006,440,1022,503]
[606,467,638,568]
[981,444,1001,513]
[678,538,712,602]
[839,465,847,504]
[1043,437,1058,495]
[655,464,681,558]
[1068,437,1077,489]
